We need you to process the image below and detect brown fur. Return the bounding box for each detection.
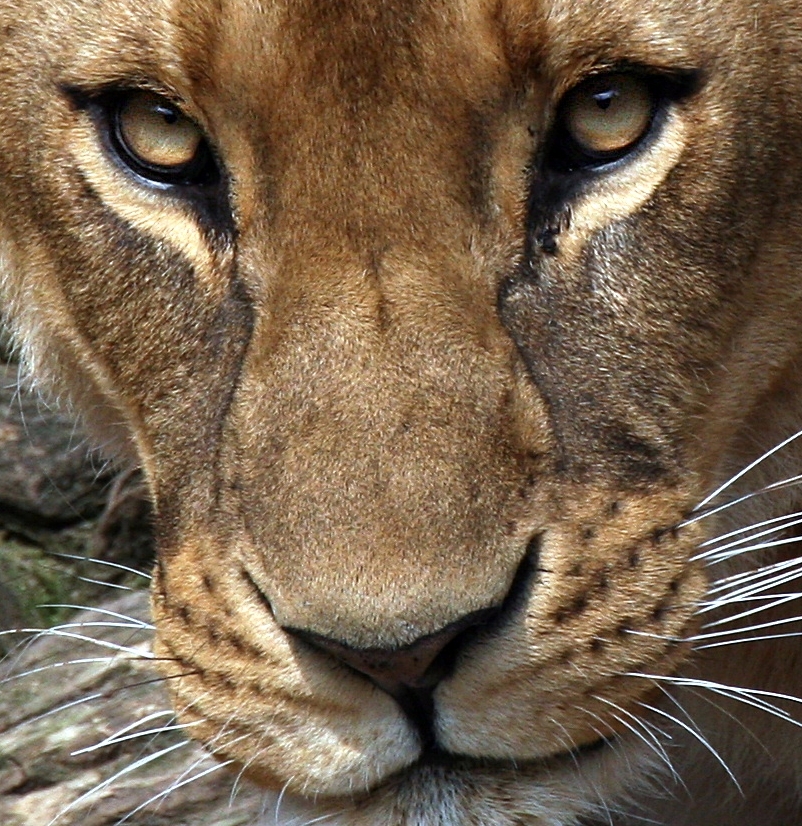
[2,0,802,823]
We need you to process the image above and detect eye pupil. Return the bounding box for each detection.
[593,91,615,111]
[155,104,179,125]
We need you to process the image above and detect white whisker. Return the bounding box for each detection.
[703,558,802,605]
[637,697,741,792]
[299,810,344,825]
[695,519,802,563]
[699,595,802,629]
[37,604,154,628]
[703,572,802,611]
[695,631,802,650]
[15,692,105,729]
[116,727,256,826]
[584,698,679,784]
[695,427,802,511]
[0,627,153,659]
[47,740,191,826]
[274,781,292,825]
[113,753,238,826]
[698,509,802,550]
[71,713,199,756]
[698,533,802,565]
[705,555,802,593]
[683,474,802,526]
[1,656,128,685]
[49,552,152,580]
[72,576,133,590]
[629,674,802,724]
[16,620,149,633]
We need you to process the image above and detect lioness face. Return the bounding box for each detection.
[2,0,802,822]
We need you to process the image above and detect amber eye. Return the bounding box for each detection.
[110,91,216,185]
[560,73,655,162]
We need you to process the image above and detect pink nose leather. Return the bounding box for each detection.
[290,606,498,699]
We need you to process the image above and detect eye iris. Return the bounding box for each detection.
[117,91,202,170]
[563,74,653,157]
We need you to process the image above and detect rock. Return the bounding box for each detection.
[0,362,113,527]
[0,367,267,824]
[0,359,154,642]
[0,592,268,825]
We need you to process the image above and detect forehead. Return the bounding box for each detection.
[193,0,711,91]
[52,0,722,102]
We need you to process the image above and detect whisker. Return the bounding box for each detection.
[697,533,802,565]
[581,704,669,781]
[694,427,802,512]
[680,686,772,755]
[550,717,582,771]
[111,670,201,691]
[273,781,292,826]
[113,725,258,825]
[0,627,154,659]
[699,595,802,628]
[591,695,680,783]
[703,572,802,613]
[71,714,198,756]
[0,656,135,685]
[695,520,802,564]
[49,552,152,580]
[36,604,154,629]
[70,576,133,591]
[705,556,802,593]
[636,697,741,792]
[703,558,802,605]
[13,691,106,730]
[298,810,345,826]
[47,740,192,826]
[698,509,802,550]
[694,631,802,650]
[682,474,802,527]
[628,674,802,724]
[5,620,150,634]
[114,759,236,826]
[699,594,801,606]
[70,709,175,751]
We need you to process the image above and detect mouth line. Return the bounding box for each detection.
[407,733,614,775]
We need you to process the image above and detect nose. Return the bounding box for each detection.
[286,605,499,699]
[279,540,540,704]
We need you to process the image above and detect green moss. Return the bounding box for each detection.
[0,531,148,653]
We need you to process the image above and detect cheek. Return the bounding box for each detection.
[435,487,707,758]
[150,536,421,796]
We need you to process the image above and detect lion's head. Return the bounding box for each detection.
[2,0,802,823]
